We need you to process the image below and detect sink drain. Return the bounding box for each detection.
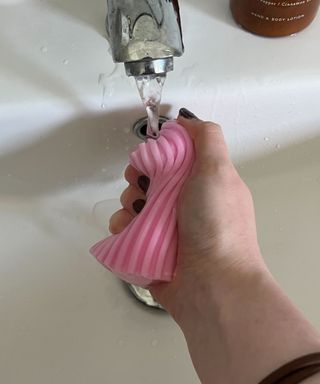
[132,116,169,140]
[127,284,164,310]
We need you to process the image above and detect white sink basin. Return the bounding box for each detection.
[0,1,320,383]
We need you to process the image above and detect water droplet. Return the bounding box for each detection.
[106,137,110,143]
[125,146,130,152]
[279,227,284,232]
[67,143,72,148]
[124,127,131,134]
[151,339,158,348]
[112,127,117,131]
[101,168,107,173]
[275,144,281,149]
[101,103,106,110]
[62,59,69,65]
[173,354,177,360]
[264,137,269,142]
[40,46,48,53]
[105,146,110,151]
[117,339,125,347]
[7,173,12,177]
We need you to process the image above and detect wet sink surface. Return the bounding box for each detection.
[1,104,320,384]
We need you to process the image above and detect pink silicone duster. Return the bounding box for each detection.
[90,121,195,287]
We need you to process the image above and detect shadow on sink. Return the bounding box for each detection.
[0,105,170,198]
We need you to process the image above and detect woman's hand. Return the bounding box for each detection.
[109,109,265,321]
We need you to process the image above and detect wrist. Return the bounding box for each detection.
[175,253,269,332]
[176,257,320,384]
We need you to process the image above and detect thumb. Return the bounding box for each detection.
[177,109,230,168]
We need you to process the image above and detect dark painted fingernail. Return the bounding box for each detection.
[138,175,150,193]
[179,108,198,120]
[133,199,146,214]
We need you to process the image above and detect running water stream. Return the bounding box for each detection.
[135,74,166,139]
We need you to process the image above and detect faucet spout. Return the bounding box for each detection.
[106,0,184,76]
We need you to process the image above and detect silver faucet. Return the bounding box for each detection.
[106,0,184,77]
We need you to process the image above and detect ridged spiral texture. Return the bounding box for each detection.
[90,121,195,287]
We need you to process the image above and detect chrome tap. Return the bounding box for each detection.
[106,0,184,77]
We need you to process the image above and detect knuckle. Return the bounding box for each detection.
[227,171,251,196]
[124,166,131,180]
[108,222,116,234]
[109,217,119,234]
[207,163,249,191]
[119,189,127,205]
[201,121,222,133]
[109,210,126,234]
[120,186,133,205]
[198,156,231,176]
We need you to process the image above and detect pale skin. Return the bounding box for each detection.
[109,112,320,384]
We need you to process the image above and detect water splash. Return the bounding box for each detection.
[98,65,119,111]
[135,74,166,139]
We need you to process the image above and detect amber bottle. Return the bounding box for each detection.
[230,0,320,37]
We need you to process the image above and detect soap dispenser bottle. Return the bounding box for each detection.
[230,0,320,37]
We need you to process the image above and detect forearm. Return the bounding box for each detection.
[177,261,320,384]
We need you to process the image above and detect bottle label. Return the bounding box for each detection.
[251,12,305,21]
[258,0,313,5]
[250,0,316,22]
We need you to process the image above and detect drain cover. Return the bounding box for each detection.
[132,116,169,140]
[127,284,164,310]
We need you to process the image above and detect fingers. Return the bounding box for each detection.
[120,185,146,216]
[109,184,146,235]
[124,165,150,193]
[108,166,149,235]
[177,109,230,169]
[124,165,141,189]
[109,209,135,234]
